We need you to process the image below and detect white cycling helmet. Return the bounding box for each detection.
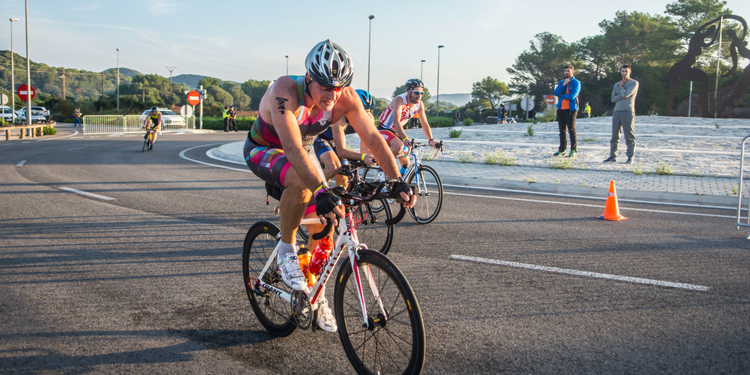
[305,39,354,88]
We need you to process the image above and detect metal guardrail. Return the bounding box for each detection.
[736,135,750,240]
[83,115,195,134]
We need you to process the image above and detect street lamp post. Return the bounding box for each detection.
[368,15,374,92]
[10,18,19,117]
[285,55,289,75]
[420,60,425,81]
[24,0,31,126]
[116,48,120,110]
[436,45,444,117]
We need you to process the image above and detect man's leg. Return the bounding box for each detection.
[557,109,567,153]
[224,118,229,132]
[319,150,341,181]
[568,111,578,152]
[622,112,636,157]
[610,112,622,158]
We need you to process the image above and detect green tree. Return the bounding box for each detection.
[207,86,233,106]
[470,77,508,110]
[665,0,731,36]
[241,79,271,110]
[506,32,578,103]
[599,11,682,66]
[198,77,222,88]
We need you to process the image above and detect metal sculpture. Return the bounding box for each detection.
[666,15,748,118]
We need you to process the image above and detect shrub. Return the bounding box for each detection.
[449,129,462,138]
[458,153,475,163]
[426,116,454,128]
[200,116,256,130]
[42,126,57,135]
[538,110,556,123]
[483,149,516,166]
[524,124,535,136]
[462,118,473,126]
[655,162,674,175]
[632,162,644,175]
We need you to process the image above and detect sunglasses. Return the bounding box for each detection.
[412,91,424,96]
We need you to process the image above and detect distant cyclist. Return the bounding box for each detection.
[144,106,162,150]
[314,89,378,186]
[367,79,440,175]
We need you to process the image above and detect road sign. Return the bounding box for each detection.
[1,94,8,105]
[477,105,483,111]
[180,105,194,117]
[17,84,36,101]
[443,110,451,113]
[520,97,535,111]
[545,95,555,104]
[187,90,201,106]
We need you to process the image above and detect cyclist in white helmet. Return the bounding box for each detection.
[243,40,415,332]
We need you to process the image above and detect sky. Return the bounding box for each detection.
[0,0,749,99]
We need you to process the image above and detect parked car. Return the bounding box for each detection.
[15,106,51,122]
[139,108,186,127]
[15,110,47,125]
[1,106,16,124]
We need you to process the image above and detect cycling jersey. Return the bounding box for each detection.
[378,92,421,131]
[249,75,334,150]
[148,113,161,126]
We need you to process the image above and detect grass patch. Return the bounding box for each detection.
[524,124,535,136]
[655,162,674,175]
[632,162,644,176]
[458,153,475,163]
[449,129,462,138]
[582,137,597,142]
[548,155,581,170]
[690,170,703,177]
[483,149,516,166]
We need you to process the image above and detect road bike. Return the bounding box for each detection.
[363,140,444,224]
[296,160,395,254]
[142,125,157,152]
[242,180,425,375]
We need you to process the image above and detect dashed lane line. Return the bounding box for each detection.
[449,254,710,292]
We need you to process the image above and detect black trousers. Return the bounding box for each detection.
[224,118,229,132]
[556,109,577,152]
[228,118,237,131]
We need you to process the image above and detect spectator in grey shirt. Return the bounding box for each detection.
[604,65,639,164]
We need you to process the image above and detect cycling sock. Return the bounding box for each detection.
[278,240,295,260]
[399,165,408,176]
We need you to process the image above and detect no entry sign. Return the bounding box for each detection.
[17,84,36,101]
[187,91,201,106]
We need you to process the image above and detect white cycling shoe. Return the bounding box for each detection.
[277,253,306,291]
[316,297,337,333]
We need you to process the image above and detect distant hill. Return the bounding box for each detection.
[171,74,209,89]
[428,93,471,106]
[102,67,141,77]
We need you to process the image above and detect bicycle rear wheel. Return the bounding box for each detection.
[407,165,443,224]
[242,221,296,337]
[334,250,425,375]
[351,201,394,255]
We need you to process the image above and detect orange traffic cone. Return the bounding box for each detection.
[598,180,627,221]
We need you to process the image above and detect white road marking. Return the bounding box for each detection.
[22,141,31,143]
[441,183,741,211]
[67,147,86,151]
[206,147,245,165]
[449,254,710,292]
[35,130,79,141]
[59,187,115,201]
[16,160,26,166]
[179,144,251,172]
[442,139,738,155]
[445,191,736,219]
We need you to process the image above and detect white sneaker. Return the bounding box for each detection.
[316,297,337,333]
[277,253,306,291]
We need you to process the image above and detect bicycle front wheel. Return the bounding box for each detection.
[351,201,394,255]
[242,221,296,337]
[360,167,388,213]
[142,138,148,153]
[407,165,443,224]
[334,250,425,375]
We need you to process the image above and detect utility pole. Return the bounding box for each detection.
[142,80,145,103]
[166,66,176,92]
[60,67,65,100]
[101,73,104,100]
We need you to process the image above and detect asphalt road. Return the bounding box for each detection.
[1,124,749,374]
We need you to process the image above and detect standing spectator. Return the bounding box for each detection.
[454,110,460,125]
[410,112,419,129]
[553,64,581,157]
[604,65,639,164]
[73,108,82,127]
[583,102,591,118]
[499,104,507,124]
[222,106,229,132]
[228,105,238,132]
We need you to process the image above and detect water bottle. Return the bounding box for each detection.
[309,236,333,275]
[297,245,316,287]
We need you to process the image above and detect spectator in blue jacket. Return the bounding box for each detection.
[553,64,581,157]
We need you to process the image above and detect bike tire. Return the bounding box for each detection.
[242,221,296,337]
[142,138,148,153]
[351,201,394,255]
[406,165,443,224]
[334,250,426,375]
[360,167,390,213]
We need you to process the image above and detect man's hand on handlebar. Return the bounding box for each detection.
[315,190,345,227]
[429,139,442,149]
[402,138,413,148]
[363,154,377,167]
[394,179,416,209]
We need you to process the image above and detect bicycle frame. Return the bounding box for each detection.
[251,211,385,328]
